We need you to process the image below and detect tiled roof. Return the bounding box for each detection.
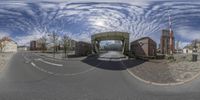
[0,37,17,44]
[1,37,12,41]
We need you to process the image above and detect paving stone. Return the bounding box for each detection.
[128,54,200,84]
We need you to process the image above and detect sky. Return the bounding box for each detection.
[0,0,200,48]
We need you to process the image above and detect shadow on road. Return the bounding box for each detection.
[81,55,145,70]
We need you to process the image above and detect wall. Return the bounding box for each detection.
[183,48,193,54]
[131,37,156,57]
[75,41,92,56]
[2,41,17,52]
[160,29,175,54]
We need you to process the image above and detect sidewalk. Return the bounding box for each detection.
[0,53,15,72]
[124,60,176,84]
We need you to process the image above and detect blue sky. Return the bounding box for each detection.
[0,0,200,48]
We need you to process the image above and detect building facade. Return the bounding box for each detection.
[69,39,76,51]
[75,41,92,56]
[30,37,77,52]
[180,39,200,54]
[183,48,193,54]
[30,39,45,51]
[130,37,157,57]
[30,41,37,50]
[160,29,175,54]
[0,37,17,52]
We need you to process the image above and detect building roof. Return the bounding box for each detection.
[92,31,129,41]
[131,37,156,43]
[0,37,17,44]
[183,45,193,49]
[1,37,12,41]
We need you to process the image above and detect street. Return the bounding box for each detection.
[0,52,199,100]
[99,51,126,59]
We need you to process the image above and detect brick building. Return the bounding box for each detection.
[30,39,46,51]
[30,41,37,50]
[160,29,175,54]
[130,37,156,57]
[75,41,92,56]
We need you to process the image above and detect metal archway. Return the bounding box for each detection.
[91,31,129,54]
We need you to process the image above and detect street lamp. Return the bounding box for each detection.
[192,39,198,62]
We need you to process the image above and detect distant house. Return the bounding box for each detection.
[183,48,193,54]
[183,45,193,54]
[30,40,44,51]
[30,40,37,50]
[18,46,28,51]
[0,37,17,52]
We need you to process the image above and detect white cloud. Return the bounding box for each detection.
[71,33,91,42]
[66,0,151,9]
[1,0,200,47]
[14,30,47,46]
[179,41,190,48]
[0,32,10,39]
[15,35,38,46]
[176,26,200,41]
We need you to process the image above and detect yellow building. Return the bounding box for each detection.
[0,37,17,52]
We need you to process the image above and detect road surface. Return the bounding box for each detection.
[0,51,200,100]
[99,51,126,59]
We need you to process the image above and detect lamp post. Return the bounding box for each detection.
[192,40,198,62]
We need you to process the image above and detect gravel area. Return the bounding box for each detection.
[127,54,200,84]
[0,53,14,72]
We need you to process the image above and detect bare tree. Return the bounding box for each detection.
[62,34,70,58]
[48,32,59,58]
[40,36,47,53]
[0,39,6,52]
[0,40,3,52]
[192,39,198,52]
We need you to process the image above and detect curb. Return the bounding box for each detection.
[120,61,200,86]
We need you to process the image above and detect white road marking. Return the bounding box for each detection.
[35,58,63,67]
[22,53,31,63]
[32,53,69,62]
[29,53,102,76]
[31,62,36,67]
[30,61,98,76]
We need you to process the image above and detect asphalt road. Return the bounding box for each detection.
[0,51,200,100]
[99,51,125,59]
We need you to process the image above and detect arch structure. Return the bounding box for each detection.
[91,32,129,54]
